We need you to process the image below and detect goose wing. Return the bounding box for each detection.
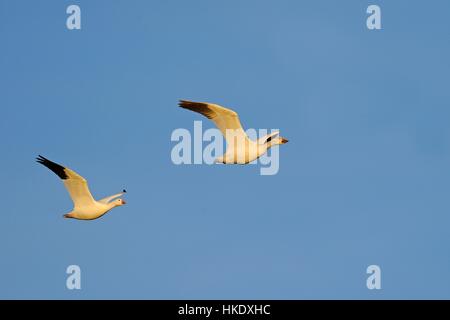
[36,155,96,208]
[98,190,126,204]
[257,131,280,145]
[179,100,250,145]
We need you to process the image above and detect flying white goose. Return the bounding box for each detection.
[179,100,288,164]
[36,155,127,220]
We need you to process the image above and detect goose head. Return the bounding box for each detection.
[273,136,289,146]
[114,198,127,206]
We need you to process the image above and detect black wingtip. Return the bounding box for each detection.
[36,155,68,180]
[178,99,194,107]
[123,189,127,193]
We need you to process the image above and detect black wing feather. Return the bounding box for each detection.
[178,100,216,119]
[36,155,68,180]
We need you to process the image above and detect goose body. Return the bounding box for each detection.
[36,155,126,220]
[179,100,288,164]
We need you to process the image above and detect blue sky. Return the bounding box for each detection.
[1,0,450,299]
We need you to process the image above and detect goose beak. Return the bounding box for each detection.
[281,138,289,144]
[122,200,127,205]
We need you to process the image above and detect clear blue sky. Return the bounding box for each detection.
[1,0,450,299]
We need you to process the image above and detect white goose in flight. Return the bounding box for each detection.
[179,100,288,164]
[36,155,127,220]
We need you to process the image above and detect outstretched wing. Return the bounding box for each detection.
[98,190,127,204]
[36,155,96,208]
[257,131,280,145]
[179,100,250,146]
